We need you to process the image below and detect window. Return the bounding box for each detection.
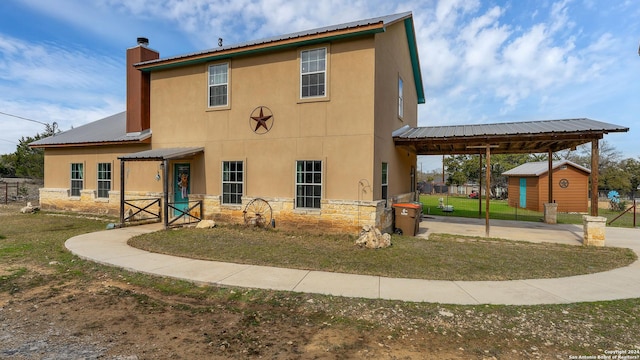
[300,48,326,98]
[71,163,83,197]
[222,161,243,204]
[398,77,404,118]
[382,162,388,206]
[208,63,228,107]
[296,160,322,209]
[97,163,111,198]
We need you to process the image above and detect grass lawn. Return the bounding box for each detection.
[420,194,639,227]
[129,225,636,281]
[3,206,640,358]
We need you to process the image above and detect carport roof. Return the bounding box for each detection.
[393,118,629,155]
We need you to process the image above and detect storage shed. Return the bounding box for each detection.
[502,160,591,213]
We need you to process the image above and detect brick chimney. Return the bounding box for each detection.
[126,37,159,134]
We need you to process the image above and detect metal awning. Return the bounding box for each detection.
[393,118,629,155]
[119,147,204,161]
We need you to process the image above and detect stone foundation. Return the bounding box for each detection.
[583,215,607,246]
[206,196,387,234]
[40,187,403,234]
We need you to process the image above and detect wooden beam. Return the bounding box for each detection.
[485,145,491,237]
[591,139,599,216]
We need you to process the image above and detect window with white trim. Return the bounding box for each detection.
[300,48,326,98]
[296,160,322,209]
[97,163,111,198]
[208,63,228,107]
[222,161,243,204]
[71,163,83,197]
[398,77,404,119]
[382,162,388,206]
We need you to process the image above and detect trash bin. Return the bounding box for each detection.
[393,203,422,236]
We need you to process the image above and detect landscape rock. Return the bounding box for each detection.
[20,202,40,214]
[355,225,392,249]
[196,219,216,229]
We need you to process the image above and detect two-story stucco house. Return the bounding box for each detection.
[30,12,425,233]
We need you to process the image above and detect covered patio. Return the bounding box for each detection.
[118,147,204,228]
[393,118,629,236]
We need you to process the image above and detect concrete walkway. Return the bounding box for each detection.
[65,217,640,305]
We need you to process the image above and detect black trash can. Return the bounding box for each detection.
[393,203,421,236]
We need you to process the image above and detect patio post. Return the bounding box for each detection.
[163,159,169,229]
[591,139,599,216]
[120,160,125,226]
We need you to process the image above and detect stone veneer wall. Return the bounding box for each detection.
[40,187,414,234]
[39,188,162,217]
[198,195,389,234]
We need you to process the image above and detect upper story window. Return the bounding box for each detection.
[71,163,83,197]
[398,76,404,119]
[300,48,326,98]
[208,63,228,107]
[97,162,111,198]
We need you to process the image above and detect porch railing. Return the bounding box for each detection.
[122,197,162,224]
[167,200,203,227]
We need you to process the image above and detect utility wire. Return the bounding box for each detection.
[0,111,48,126]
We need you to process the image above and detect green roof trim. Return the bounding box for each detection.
[138,28,384,73]
[404,18,425,104]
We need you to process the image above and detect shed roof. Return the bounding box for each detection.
[135,12,425,103]
[502,160,591,177]
[393,118,629,155]
[118,147,204,161]
[29,112,151,148]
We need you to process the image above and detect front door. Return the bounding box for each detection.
[174,163,190,216]
[519,178,527,208]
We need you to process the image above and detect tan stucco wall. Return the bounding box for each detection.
[373,20,418,202]
[149,37,378,203]
[39,145,158,214]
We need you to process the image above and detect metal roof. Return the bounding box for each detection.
[393,118,629,155]
[137,12,411,68]
[29,112,150,148]
[502,160,591,177]
[118,147,204,161]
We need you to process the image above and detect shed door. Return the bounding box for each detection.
[519,178,526,208]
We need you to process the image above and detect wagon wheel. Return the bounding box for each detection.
[243,198,273,227]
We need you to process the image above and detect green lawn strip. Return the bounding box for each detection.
[128,226,636,281]
[420,194,638,227]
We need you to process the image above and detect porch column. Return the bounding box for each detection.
[120,160,125,226]
[163,159,169,229]
[485,146,490,237]
[548,149,553,203]
[478,154,482,219]
[591,139,599,216]
[544,149,557,224]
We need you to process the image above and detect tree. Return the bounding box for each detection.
[2,123,58,179]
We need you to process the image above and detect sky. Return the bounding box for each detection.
[0,0,638,172]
